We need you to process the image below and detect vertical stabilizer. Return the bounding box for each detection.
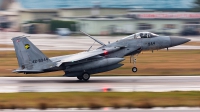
[12,37,52,70]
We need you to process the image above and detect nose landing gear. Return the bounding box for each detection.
[132,67,137,72]
[130,54,138,73]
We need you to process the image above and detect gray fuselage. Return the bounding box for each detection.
[47,35,181,76]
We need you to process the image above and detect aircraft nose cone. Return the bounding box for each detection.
[170,37,190,47]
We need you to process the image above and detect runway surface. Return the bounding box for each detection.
[1,107,200,112]
[0,76,199,92]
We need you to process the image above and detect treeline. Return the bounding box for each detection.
[50,20,77,32]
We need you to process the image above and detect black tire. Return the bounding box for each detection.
[82,72,90,81]
[132,67,137,73]
[77,76,82,80]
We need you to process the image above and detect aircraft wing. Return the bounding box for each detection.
[56,47,121,67]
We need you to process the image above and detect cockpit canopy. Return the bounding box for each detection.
[122,32,159,39]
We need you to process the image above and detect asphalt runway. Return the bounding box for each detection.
[0,76,199,92]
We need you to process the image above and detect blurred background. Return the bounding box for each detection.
[0,0,200,36]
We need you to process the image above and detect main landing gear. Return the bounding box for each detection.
[77,72,90,81]
[130,54,138,73]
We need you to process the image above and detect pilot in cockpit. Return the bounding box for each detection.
[140,33,148,38]
[121,32,159,40]
[139,32,158,38]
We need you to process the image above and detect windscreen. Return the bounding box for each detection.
[122,32,159,40]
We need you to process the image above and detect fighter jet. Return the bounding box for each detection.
[12,31,190,81]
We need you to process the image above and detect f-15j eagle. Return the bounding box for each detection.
[12,31,190,81]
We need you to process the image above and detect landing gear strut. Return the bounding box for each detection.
[77,72,90,81]
[130,54,138,73]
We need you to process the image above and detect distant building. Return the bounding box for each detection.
[19,9,57,24]
[78,12,200,35]
[0,0,199,35]
[0,0,20,31]
[0,0,13,10]
[58,8,127,18]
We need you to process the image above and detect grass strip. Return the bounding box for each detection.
[1,49,200,76]
[0,92,199,109]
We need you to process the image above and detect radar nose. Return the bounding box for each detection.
[170,37,190,47]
